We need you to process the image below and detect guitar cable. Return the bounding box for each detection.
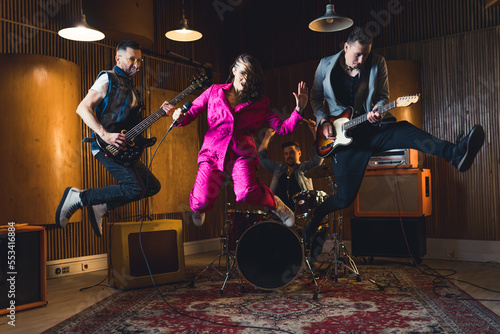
[136,103,295,334]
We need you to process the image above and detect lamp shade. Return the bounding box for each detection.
[58,14,105,42]
[166,18,202,42]
[309,4,353,32]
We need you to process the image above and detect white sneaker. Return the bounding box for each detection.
[87,204,107,237]
[55,187,83,228]
[272,195,295,227]
[192,212,205,227]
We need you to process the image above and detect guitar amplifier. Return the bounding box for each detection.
[354,168,431,217]
[368,149,421,169]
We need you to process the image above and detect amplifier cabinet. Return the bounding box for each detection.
[354,168,431,217]
[368,148,421,169]
[351,217,427,261]
[108,219,185,290]
[0,225,47,315]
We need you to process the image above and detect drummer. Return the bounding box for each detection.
[258,120,322,211]
[258,120,326,265]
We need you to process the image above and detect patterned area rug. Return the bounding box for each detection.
[42,263,500,333]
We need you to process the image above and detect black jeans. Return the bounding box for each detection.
[79,152,161,210]
[311,121,455,225]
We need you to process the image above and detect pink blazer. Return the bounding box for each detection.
[178,83,303,171]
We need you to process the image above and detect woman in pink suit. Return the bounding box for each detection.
[171,54,308,227]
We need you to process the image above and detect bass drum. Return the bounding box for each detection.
[236,221,304,290]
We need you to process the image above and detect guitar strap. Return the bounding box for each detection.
[353,53,373,116]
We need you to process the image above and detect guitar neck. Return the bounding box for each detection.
[343,100,396,131]
[125,84,197,140]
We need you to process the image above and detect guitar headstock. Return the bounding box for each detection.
[395,94,420,107]
[190,69,212,89]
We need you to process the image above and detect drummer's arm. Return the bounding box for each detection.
[258,128,275,153]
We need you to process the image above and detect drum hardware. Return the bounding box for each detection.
[316,211,385,295]
[188,203,246,294]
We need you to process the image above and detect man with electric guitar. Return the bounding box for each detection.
[55,40,178,237]
[304,27,485,246]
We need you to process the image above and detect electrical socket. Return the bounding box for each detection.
[445,250,456,258]
[62,266,70,274]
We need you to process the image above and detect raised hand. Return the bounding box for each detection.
[292,81,309,112]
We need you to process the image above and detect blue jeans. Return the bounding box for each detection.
[79,152,161,210]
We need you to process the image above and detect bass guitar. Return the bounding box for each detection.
[95,73,210,166]
[316,95,420,158]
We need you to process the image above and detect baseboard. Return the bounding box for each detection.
[342,238,500,263]
[47,238,223,279]
[425,238,500,262]
[47,254,108,279]
[183,238,221,256]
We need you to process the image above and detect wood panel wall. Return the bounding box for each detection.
[1,0,499,261]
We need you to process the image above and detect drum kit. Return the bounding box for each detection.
[189,162,383,299]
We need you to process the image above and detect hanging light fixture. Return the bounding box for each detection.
[166,0,202,42]
[58,3,105,42]
[309,1,353,32]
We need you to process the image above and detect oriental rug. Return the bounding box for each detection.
[42,263,500,333]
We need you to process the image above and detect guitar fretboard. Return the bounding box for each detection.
[125,85,198,140]
[343,100,396,130]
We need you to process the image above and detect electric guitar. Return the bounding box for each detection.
[315,95,420,158]
[95,73,210,166]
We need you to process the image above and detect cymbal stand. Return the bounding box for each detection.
[189,203,245,294]
[318,211,384,292]
[303,248,322,300]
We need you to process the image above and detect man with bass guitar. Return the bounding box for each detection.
[55,40,176,237]
[304,27,485,245]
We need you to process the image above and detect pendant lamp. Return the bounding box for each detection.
[166,0,202,42]
[58,3,104,42]
[309,1,353,32]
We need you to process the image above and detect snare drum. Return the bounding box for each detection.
[292,190,328,227]
[236,221,304,290]
[227,210,266,251]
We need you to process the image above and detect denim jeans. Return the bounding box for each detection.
[79,152,161,210]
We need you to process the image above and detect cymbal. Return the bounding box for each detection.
[304,163,335,178]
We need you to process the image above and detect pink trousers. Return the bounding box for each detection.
[190,157,276,213]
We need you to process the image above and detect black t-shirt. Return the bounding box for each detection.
[331,63,360,109]
[274,172,302,211]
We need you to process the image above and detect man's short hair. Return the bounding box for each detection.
[347,27,373,46]
[116,40,141,53]
[282,141,301,151]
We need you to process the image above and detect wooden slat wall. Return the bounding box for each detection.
[220,0,500,69]
[376,27,500,241]
[2,0,499,261]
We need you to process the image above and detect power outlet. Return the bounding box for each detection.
[62,266,70,274]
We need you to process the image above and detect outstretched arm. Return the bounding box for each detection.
[258,128,276,152]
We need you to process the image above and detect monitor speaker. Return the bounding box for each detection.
[108,219,185,290]
[351,217,427,261]
[354,168,431,217]
[0,225,47,315]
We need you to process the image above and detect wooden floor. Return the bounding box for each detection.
[2,252,500,334]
